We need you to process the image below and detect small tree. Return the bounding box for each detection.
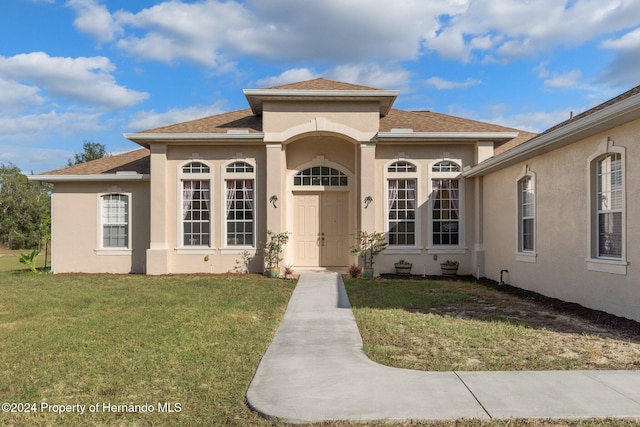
[261,230,289,269]
[350,231,387,269]
[67,141,109,166]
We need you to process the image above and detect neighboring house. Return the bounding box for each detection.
[32,78,640,321]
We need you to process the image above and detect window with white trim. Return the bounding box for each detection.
[519,176,535,252]
[225,161,255,246]
[596,153,623,259]
[387,161,418,246]
[294,166,347,186]
[181,161,211,247]
[102,194,128,248]
[431,161,461,246]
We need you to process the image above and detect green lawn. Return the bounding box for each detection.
[0,271,635,427]
[0,249,48,273]
[0,272,295,426]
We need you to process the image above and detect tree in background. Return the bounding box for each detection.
[0,163,51,249]
[67,140,109,166]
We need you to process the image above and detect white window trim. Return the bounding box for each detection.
[96,191,132,256]
[516,167,537,262]
[586,139,627,275]
[427,158,465,250]
[221,159,256,251]
[177,160,213,250]
[384,159,421,250]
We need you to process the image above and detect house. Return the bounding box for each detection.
[32,78,640,322]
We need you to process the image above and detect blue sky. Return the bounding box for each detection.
[2,0,639,174]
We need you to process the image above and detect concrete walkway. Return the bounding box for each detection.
[246,272,640,423]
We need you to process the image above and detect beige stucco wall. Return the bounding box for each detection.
[51,181,149,273]
[155,144,267,274]
[372,143,477,275]
[482,118,640,321]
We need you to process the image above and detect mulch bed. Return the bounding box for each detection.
[378,273,640,340]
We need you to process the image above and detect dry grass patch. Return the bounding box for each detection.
[344,278,640,371]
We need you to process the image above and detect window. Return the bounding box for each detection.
[596,153,622,259]
[387,161,418,247]
[226,179,254,246]
[388,179,416,245]
[102,194,128,248]
[294,167,347,186]
[519,176,535,252]
[225,161,255,247]
[182,180,210,246]
[432,161,461,173]
[432,179,459,245]
[587,142,626,274]
[182,162,209,173]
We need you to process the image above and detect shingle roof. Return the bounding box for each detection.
[141,109,261,134]
[267,78,380,91]
[44,148,150,175]
[39,79,544,176]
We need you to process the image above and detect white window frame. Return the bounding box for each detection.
[96,191,132,256]
[516,167,537,263]
[428,159,465,253]
[384,160,421,253]
[222,160,256,251]
[586,140,627,275]
[178,161,212,250]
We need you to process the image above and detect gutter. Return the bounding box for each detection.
[28,173,150,182]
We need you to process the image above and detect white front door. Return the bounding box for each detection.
[293,192,349,267]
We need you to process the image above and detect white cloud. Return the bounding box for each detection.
[543,70,582,88]
[601,27,640,50]
[0,78,43,112]
[127,102,227,131]
[598,27,640,87]
[326,64,411,90]
[0,110,105,141]
[256,68,319,87]
[425,77,481,90]
[66,0,122,43]
[0,52,148,109]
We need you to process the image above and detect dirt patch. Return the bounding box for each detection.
[379,274,640,370]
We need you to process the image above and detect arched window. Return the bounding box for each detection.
[102,194,128,248]
[387,161,418,246]
[225,161,255,246]
[432,161,460,173]
[293,166,347,186]
[181,162,211,246]
[431,161,461,246]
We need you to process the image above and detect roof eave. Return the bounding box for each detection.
[124,132,265,148]
[377,131,519,142]
[463,92,640,178]
[28,173,150,182]
[243,89,399,117]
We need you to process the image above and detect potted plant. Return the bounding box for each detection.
[394,259,413,275]
[350,231,387,278]
[347,263,362,278]
[283,264,294,280]
[262,230,289,278]
[440,259,459,276]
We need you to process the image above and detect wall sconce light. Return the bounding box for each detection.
[364,196,373,209]
[269,195,278,208]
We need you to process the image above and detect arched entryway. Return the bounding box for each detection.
[287,161,354,268]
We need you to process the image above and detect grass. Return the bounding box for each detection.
[0,271,637,426]
[343,277,640,371]
[0,249,48,273]
[0,271,295,426]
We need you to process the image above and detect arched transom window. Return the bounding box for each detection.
[432,161,461,173]
[294,166,348,186]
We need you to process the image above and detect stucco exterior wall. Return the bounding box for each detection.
[372,143,477,275]
[482,118,640,321]
[51,181,149,274]
[159,144,267,274]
